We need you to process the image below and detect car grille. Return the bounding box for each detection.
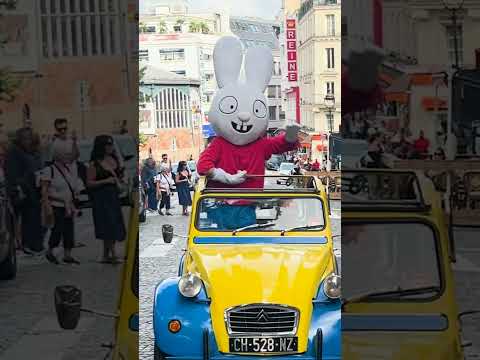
[225,304,299,335]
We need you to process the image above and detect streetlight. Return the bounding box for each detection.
[443,0,465,69]
[324,93,335,163]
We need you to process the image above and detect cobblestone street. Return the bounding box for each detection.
[139,195,341,359]
[0,208,131,360]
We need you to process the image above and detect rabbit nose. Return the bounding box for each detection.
[238,112,251,122]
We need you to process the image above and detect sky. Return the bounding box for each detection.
[140,0,282,20]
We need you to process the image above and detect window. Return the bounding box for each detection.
[156,87,192,129]
[269,106,277,120]
[326,113,334,132]
[267,85,277,98]
[139,49,149,61]
[326,15,335,36]
[159,48,185,61]
[341,16,348,37]
[326,81,335,94]
[40,0,121,58]
[173,25,182,32]
[326,48,335,69]
[279,109,286,120]
[446,25,463,67]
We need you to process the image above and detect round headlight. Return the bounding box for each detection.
[178,273,202,298]
[323,274,341,299]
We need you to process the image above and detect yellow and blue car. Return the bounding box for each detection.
[341,169,479,360]
[153,175,340,359]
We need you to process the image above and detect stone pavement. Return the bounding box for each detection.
[139,196,341,360]
[0,208,131,360]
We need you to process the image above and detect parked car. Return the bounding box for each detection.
[153,175,340,359]
[0,177,16,280]
[265,154,285,171]
[276,162,296,184]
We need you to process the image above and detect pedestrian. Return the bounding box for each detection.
[86,135,126,264]
[156,166,173,216]
[141,158,158,211]
[5,127,45,254]
[160,153,171,171]
[44,118,80,167]
[175,161,192,216]
[41,140,83,264]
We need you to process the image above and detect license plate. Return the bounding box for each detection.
[229,337,298,353]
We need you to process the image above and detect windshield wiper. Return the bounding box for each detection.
[280,224,324,235]
[342,286,441,309]
[232,222,276,235]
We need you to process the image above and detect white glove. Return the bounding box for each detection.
[285,122,301,143]
[211,168,247,185]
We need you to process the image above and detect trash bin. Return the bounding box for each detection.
[54,285,82,329]
[162,224,174,243]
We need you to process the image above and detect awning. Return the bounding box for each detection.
[422,96,448,111]
[384,74,410,103]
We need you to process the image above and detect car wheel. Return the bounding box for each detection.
[0,219,17,280]
[139,210,146,223]
[154,345,166,360]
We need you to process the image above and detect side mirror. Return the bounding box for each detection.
[162,224,174,243]
[54,285,82,330]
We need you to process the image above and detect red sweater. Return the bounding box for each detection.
[197,134,298,188]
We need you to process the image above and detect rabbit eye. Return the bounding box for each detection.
[219,96,238,114]
[253,100,267,118]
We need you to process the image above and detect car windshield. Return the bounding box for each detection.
[279,163,294,172]
[196,196,325,232]
[342,222,441,300]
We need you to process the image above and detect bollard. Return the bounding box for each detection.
[162,224,174,243]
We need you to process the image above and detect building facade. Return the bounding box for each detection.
[297,0,341,160]
[0,0,138,137]
[139,65,202,161]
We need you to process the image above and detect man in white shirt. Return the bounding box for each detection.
[155,166,174,215]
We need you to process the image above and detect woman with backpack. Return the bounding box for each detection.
[40,140,84,264]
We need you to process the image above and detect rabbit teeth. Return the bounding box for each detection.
[231,122,253,134]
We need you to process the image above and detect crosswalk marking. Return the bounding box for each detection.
[0,316,95,360]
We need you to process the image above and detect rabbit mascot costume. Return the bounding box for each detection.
[197,36,300,189]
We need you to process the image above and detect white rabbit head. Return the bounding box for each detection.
[208,36,273,146]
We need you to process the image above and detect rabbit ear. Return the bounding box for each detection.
[244,46,273,92]
[213,36,243,88]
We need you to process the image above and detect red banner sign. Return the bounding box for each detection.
[286,18,298,83]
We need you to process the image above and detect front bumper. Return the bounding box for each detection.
[153,279,340,359]
[156,329,340,360]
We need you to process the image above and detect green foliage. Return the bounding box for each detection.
[0,68,21,103]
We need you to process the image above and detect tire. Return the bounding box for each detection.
[0,216,17,280]
[139,210,146,223]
